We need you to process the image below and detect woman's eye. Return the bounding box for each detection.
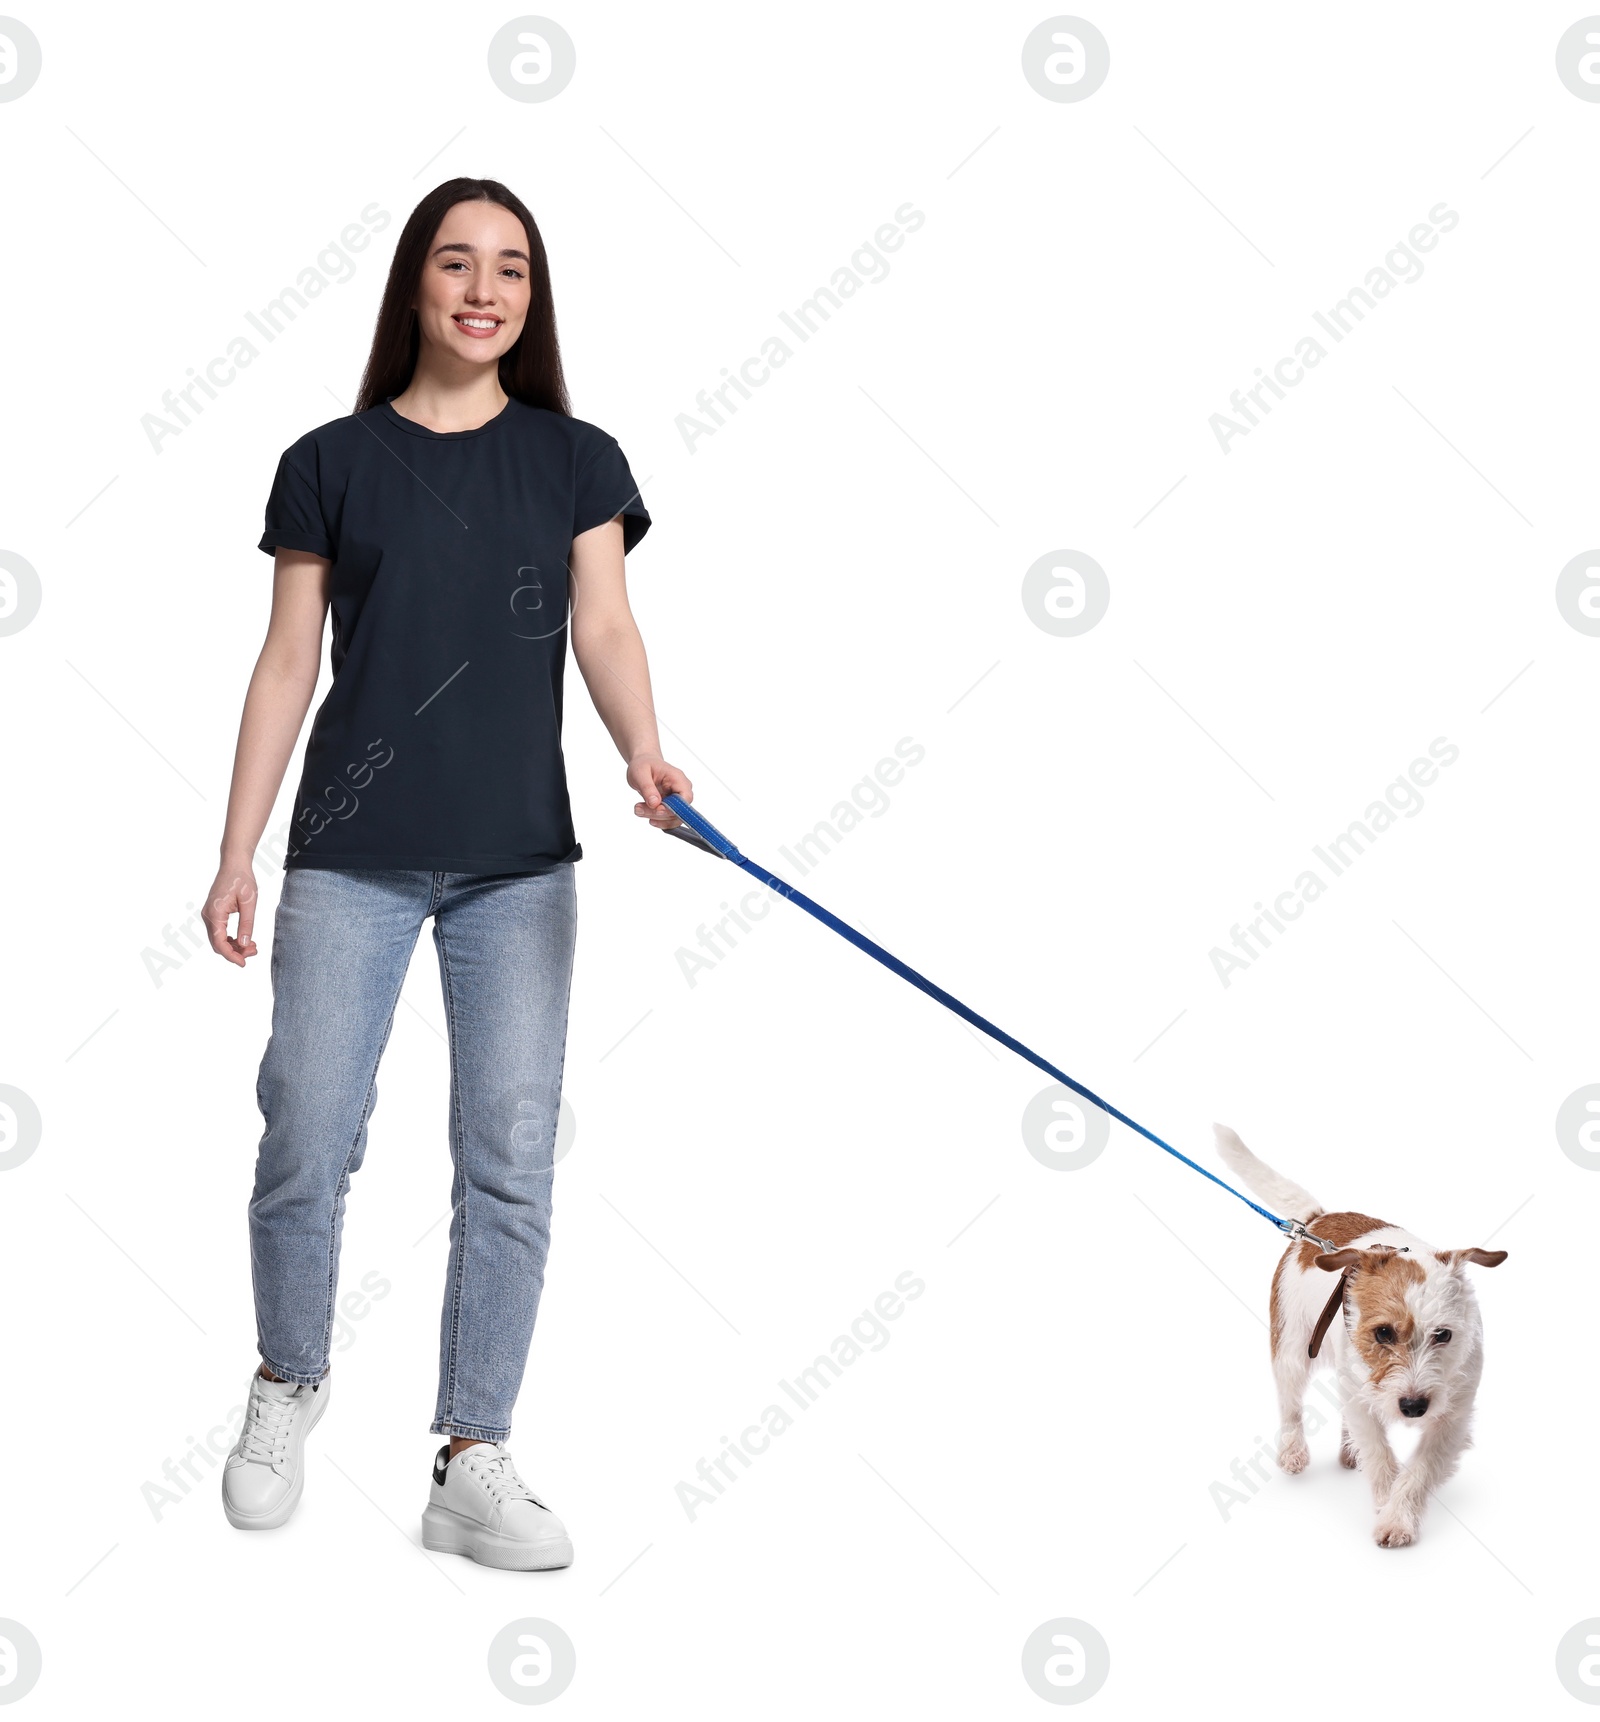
[1432,1328,1452,1345]
[1373,1325,1396,1345]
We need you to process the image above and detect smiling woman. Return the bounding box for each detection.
[353,179,567,423]
[201,176,692,1571]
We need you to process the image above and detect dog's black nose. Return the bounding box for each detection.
[1399,1396,1429,1418]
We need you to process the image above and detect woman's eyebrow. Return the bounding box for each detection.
[431,241,532,263]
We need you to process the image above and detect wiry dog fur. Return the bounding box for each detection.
[1214,1124,1507,1549]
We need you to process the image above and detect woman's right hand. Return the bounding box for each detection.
[204,860,260,967]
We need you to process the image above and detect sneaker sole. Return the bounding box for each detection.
[421,1504,574,1570]
[221,1380,330,1531]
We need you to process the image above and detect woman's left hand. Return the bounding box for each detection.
[628,755,694,829]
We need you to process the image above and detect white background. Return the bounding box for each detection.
[0,1,1593,1714]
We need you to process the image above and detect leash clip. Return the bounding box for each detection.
[1279,1216,1337,1252]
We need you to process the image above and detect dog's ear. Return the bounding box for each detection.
[1435,1247,1509,1269]
[1314,1248,1363,1272]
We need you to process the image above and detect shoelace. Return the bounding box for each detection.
[464,1447,544,1508]
[237,1384,301,1465]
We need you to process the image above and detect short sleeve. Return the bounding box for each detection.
[258,448,334,559]
[574,432,651,553]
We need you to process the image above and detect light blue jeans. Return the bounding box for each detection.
[248,865,578,1440]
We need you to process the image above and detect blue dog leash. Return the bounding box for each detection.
[660,793,1328,1249]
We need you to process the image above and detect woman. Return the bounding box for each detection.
[203,176,690,1569]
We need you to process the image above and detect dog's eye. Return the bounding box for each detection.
[1373,1324,1397,1345]
[1432,1328,1452,1345]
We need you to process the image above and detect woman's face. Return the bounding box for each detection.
[412,200,533,368]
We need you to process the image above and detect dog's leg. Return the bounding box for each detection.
[1341,1394,1400,1518]
[1372,1412,1475,1549]
[1272,1345,1314,1473]
[1339,1423,1359,1469]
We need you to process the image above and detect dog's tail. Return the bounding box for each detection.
[1212,1124,1324,1222]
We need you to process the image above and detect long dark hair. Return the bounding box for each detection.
[354,177,570,416]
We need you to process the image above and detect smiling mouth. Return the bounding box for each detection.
[453,314,503,337]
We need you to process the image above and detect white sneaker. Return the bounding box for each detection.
[221,1369,329,1530]
[421,1442,574,1570]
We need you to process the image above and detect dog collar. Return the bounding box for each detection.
[1307,1268,1353,1358]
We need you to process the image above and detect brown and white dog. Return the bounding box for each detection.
[1213,1124,1508,1548]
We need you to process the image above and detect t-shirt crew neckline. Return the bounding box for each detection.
[378,394,517,439]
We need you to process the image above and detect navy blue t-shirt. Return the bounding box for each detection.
[257,395,650,874]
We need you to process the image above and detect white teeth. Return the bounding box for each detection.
[457,316,499,328]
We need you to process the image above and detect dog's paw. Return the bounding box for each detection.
[1278,1437,1310,1474]
[1339,1442,1359,1470]
[1373,1515,1417,1549]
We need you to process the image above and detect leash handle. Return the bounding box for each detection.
[663,795,742,860]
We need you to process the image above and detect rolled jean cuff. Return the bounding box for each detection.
[257,1351,329,1387]
[431,1417,511,1442]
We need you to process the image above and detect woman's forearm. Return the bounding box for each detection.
[219,651,321,864]
[571,618,665,764]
